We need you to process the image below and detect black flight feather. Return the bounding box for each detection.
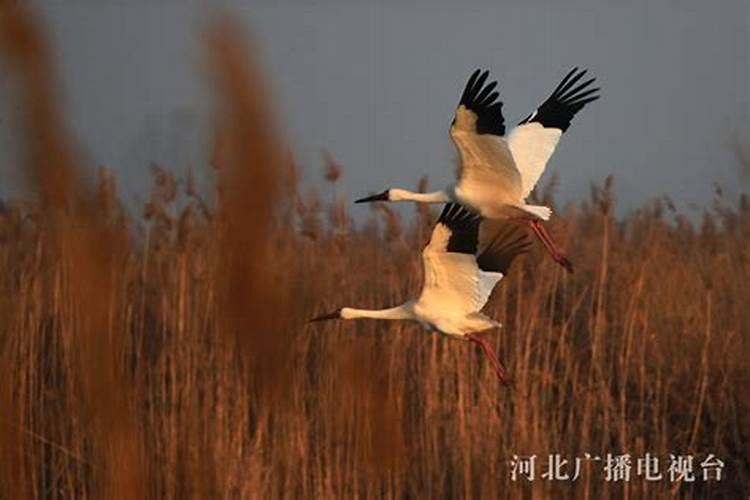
[519,67,600,132]
[477,221,533,274]
[436,203,481,255]
[457,69,506,136]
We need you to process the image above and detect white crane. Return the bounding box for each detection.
[355,67,600,273]
[310,203,531,384]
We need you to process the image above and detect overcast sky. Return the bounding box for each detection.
[2,1,748,216]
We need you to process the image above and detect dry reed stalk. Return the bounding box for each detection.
[0,3,145,498]
[206,20,289,403]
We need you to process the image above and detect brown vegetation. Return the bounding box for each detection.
[0,4,748,498]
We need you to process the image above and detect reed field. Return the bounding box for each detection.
[0,4,748,499]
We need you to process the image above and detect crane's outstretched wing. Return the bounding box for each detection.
[508,67,600,199]
[450,70,523,199]
[478,219,534,272]
[472,219,533,307]
[419,204,531,314]
[419,203,485,314]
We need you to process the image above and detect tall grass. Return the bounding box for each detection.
[0,5,748,498]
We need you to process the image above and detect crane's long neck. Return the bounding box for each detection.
[391,189,450,204]
[341,304,412,321]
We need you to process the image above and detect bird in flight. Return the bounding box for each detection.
[355,67,600,273]
[310,203,532,385]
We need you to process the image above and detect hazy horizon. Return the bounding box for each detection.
[1,1,748,218]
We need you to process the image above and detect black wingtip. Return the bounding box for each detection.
[438,203,479,226]
[437,203,482,254]
[457,68,506,136]
[520,67,600,131]
[354,190,389,204]
[476,222,534,274]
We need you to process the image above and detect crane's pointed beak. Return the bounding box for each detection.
[354,190,389,204]
[309,308,342,323]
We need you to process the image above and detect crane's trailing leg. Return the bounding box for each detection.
[527,219,574,274]
[465,333,511,386]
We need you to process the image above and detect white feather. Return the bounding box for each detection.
[419,250,480,317]
[450,108,524,205]
[507,122,562,200]
[475,271,503,310]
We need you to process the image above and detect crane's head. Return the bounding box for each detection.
[354,189,390,203]
[309,307,343,323]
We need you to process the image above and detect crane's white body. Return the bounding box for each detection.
[337,234,505,338]
[340,301,499,338]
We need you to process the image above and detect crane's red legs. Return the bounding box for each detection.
[526,219,574,274]
[465,333,512,386]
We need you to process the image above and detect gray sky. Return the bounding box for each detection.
[3,1,748,216]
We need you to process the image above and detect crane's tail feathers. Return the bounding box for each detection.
[520,204,552,221]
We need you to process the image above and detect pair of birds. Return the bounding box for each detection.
[311,67,599,385]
